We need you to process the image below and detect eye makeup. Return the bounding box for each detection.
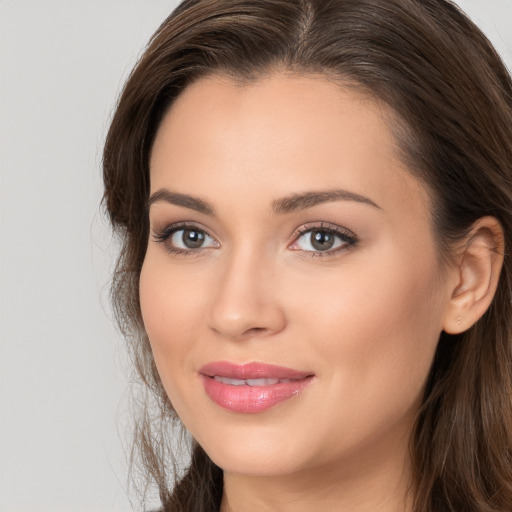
[288,221,359,258]
[152,222,219,257]
[151,219,359,259]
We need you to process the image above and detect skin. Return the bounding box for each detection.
[140,74,468,512]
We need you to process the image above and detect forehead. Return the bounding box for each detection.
[149,73,430,221]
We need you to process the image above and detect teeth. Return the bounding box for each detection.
[213,376,293,386]
[213,376,245,386]
[246,378,279,386]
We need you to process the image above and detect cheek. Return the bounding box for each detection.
[290,245,445,422]
[139,254,213,424]
[139,256,204,375]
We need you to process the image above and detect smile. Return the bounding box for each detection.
[212,376,299,386]
[199,361,314,413]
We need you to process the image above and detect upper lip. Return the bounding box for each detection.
[199,361,313,380]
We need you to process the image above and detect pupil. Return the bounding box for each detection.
[183,229,205,249]
[311,230,334,251]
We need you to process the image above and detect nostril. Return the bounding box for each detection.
[244,327,268,337]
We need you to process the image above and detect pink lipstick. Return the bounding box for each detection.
[199,361,314,413]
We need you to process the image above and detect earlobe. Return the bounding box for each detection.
[443,217,504,334]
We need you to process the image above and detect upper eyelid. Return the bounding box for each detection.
[292,221,357,238]
[152,221,216,238]
[289,223,359,254]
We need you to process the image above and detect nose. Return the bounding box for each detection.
[207,248,287,341]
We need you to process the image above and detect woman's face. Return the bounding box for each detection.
[140,74,455,479]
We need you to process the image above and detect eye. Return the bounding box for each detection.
[153,224,219,254]
[289,224,358,255]
[170,228,216,250]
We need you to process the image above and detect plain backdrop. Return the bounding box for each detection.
[0,1,511,511]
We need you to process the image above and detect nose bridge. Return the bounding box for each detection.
[207,243,286,340]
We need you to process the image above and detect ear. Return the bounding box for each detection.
[443,216,504,334]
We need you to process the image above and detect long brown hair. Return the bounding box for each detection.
[102,1,512,510]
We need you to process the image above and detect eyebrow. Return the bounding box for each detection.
[272,189,381,214]
[147,187,381,215]
[147,189,214,215]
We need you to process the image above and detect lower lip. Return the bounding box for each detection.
[201,375,313,413]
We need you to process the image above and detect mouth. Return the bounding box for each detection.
[211,376,300,386]
[199,361,315,413]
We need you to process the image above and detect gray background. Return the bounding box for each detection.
[1,1,511,511]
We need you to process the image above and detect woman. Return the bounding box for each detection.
[102,0,512,510]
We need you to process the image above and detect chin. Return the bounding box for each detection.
[192,423,311,477]
[207,448,304,477]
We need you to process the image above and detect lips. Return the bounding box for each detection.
[199,361,314,413]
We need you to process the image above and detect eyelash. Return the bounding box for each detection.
[152,221,359,258]
[290,222,359,258]
[152,223,217,257]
